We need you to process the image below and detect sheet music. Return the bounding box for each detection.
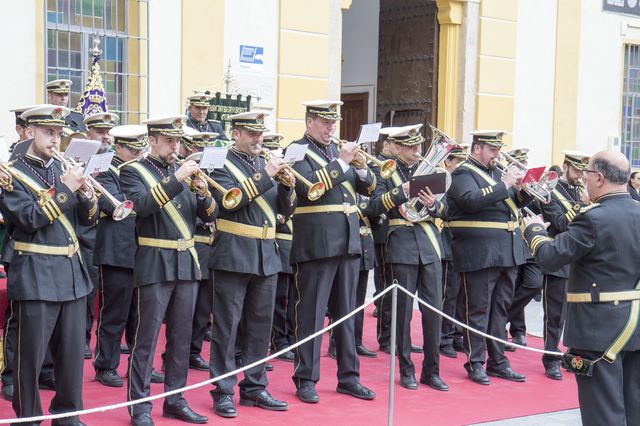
[199,147,229,171]
[356,122,382,145]
[284,143,308,163]
[64,138,101,163]
[83,152,115,176]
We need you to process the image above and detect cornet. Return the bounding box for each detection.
[496,152,558,204]
[177,152,243,209]
[52,148,134,221]
[331,136,396,179]
[259,147,326,201]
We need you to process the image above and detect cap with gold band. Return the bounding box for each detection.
[109,125,148,150]
[20,105,70,127]
[470,129,506,147]
[46,79,72,94]
[379,127,401,139]
[262,132,284,149]
[303,100,343,121]
[388,124,424,146]
[187,94,213,107]
[11,104,46,127]
[182,126,219,149]
[506,147,529,162]
[142,115,187,137]
[84,112,119,129]
[229,111,267,132]
[450,143,470,159]
[562,150,590,171]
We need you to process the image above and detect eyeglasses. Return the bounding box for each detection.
[582,169,601,176]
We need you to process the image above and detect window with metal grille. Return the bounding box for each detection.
[622,44,640,167]
[45,0,149,124]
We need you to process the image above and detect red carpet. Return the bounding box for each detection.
[0,304,578,425]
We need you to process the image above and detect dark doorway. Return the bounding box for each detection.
[341,92,369,142]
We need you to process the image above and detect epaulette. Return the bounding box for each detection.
[579,203,600,214]
[118,158,139,169]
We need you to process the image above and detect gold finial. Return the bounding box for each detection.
[90,33,102,57]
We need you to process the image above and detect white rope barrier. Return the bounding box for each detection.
[0,281,565,424]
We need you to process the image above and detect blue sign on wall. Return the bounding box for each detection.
[239,45,264,65]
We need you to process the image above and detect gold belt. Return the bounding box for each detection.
[194,234,214,245]
[447,220,517,232]
[567,290,640,303]
[388,218,434,227]
[294,203,358,215]
[137,237,195,251]
[217,218,275,240]
[14,241,79,257]
[359,227,372,236]
[275,232,293,241]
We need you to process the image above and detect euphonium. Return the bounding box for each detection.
[179,152,243,209]
[331,136,397,179]
[259,147,326,201]
[52,148,134,221]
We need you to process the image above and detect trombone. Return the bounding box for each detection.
[52,148,134,221]
[496,151,558,204]
[331,136,396,179]
[179,152,243,209]
[259,147,326,201]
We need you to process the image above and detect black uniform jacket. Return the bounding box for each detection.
[186,118,229,141]
[209,149,296,277]
[288,134,376,264]
[369,158,446,266]
[93,156,136,269]
[447,157,531,272]
[370,153,393,246]
[120,155,218,286]
[194,218,214,280]
[276,215,293,275]
[2,155,97,301]
[525,192,640,352]
[539,179,585,278]
[357,196,376,271]
[66,110,86,132]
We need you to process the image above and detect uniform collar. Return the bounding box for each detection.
[23,153,54,169]
[467,155,492,172]
[230,146,256,162]
[113,156,125,166]
[559,178,576,190]
[379,152,395,160]
[146,154,169,168]
[396,157,417,169]
[593,191,630,203]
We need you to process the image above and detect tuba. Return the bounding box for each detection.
[398,125,454,223]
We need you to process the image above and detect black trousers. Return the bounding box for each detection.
[292,256,360,388]
[507,261,543,337]
[271,272,294,352]
[440,260,463,346]
[2,301,54,387]
[354,269,371,346]
[573,349,640,426]
[390,262,442,377]
[375,244,392,348]
[12,297,86,426]
[80,245,99,346]
[541,275,567,367]
[190,276,213,356]
[127,281,197,416]
[372,244,386,309]
[93,265,135,371]
[210,270,276,397]
[461,267,517,371]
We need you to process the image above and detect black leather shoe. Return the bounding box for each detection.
[213,394,237,418]
[545,365,563,381]
[131,413,154,426]
[163,403,208,423]
[420,374,449,391]
[276,350,295,362]
[487,367,526,382]
[410,344,423,354]
[38,375,56,390]
[379,345,391,354]
[439,344,457,358]
[399,374,418,390]
[189,354,209,371]
[504,343,516,352]
[84,343,92,359]
[120,344,131,355]
[467,366,490,385]
[356,344,377,358]
[296,384,319,404]
[203,329,212,342]
[453,337,465,353]
[373,306,379,318]
[512,333,527,346]
[327,344,336,359]
[96,369,123,387]
[51,420,88,426]
[265,362,274,371]
[150,370,164,383]
[336,382,376,400]
[533,290,542,302]
[1,383,13,401]
[240,390,288,411]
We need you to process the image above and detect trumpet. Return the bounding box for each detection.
[259,147,326,201]
[178,152,243,209]
[52,148,134,221]
[331,136,396,179]
[495,152,558,204]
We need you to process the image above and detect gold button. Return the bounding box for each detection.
[614,300,619,306]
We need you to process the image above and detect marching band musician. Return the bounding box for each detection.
[439,144,469,358]
[290,100,376,404]
[208,112,294,418]
[369,124,449,392]
[92,124,147,388]
[120,115,216,426]
[446,130,530,385]
[46,79,86,132]
[523,150,640,426]
[185,94,229,141]
[0,105,98,425]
